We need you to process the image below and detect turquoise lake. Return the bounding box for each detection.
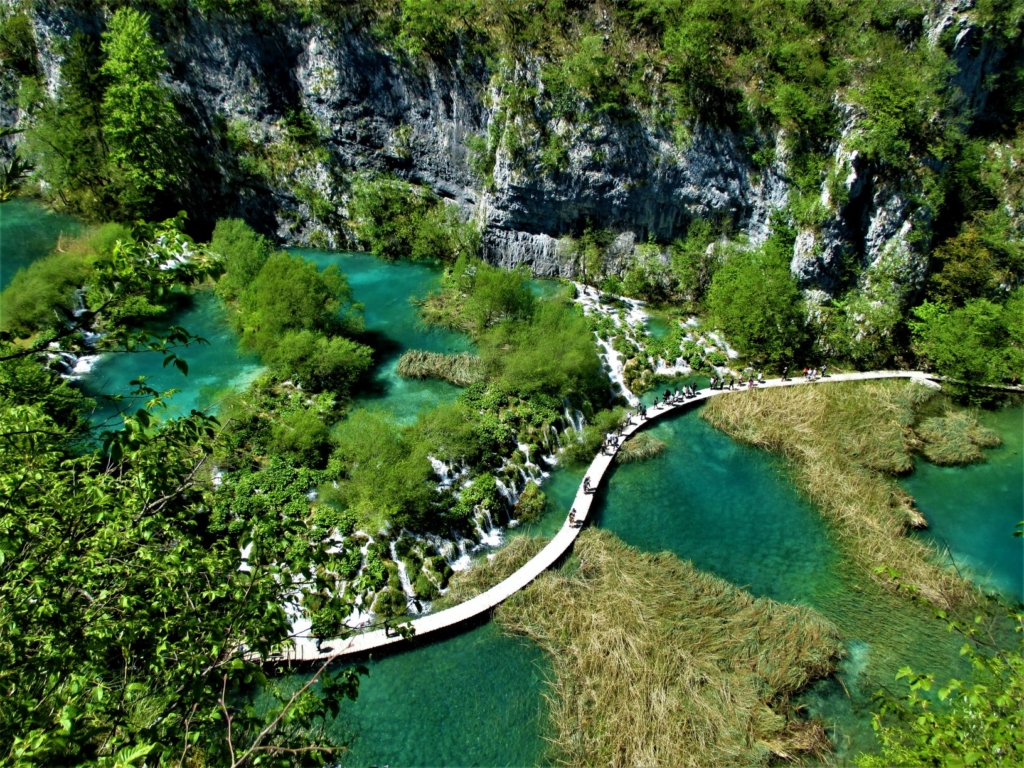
[0,199,82,290]
[7,201,1022,765]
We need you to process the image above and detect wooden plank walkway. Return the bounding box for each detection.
[271,370,938,663]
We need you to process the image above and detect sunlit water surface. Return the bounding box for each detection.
[9,204,1021,764]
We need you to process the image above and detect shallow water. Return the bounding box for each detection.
[319,622,551,768]
[901,406,1023,603]
[591,405,986,758]
[0,200,82,290]
[10,204,1017,763]
[78,291,263,425]
[291,249,474,424]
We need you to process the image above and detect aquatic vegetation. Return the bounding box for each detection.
[497,529,843,767]
[616,431,667,463]
[916,410,1004,466]
[701,380,979,609]
[396,349,484,386]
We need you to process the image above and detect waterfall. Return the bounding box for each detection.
[389,541,424,614]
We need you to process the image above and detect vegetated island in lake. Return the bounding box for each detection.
[1,0,1022,763]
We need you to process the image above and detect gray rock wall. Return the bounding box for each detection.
[2,2,1005,295]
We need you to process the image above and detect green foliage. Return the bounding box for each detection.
[331,410,438,531]
[482,299,606,401]
[0,225,356,763]
[268,330,374,394]
[100,9,186,217]
[927,217,1024,306]
[348,175,479,263]
[269,406,332,467]
[0,224,128,337]
[513,482,546,523]
[210,217,274,302]
[232,249,372,394]
[0,13,38,77]
[621,242,672,303]
[23,32,111,219]
[0,151,34,201]
[463,259,536,333]
[707,235,807,366]
[670,219,720,308]
[910,293,1024,388]
[859,612,1023,768]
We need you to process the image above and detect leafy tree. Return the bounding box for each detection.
[928,219,1024,306]
[0,223,129,338]
[463,259,536,332]
[330,410,438,531]
[706,238,807,366]
[0,12,39,77]
[237,252,363,353]
[211,218,274,302]
[23,32,111,217]
[348,175,479,263]
[100,8,186,217]
[858,608,1023,768]
[0,219,360,765]
[670,218,720,308]
[910,293,1024,387]
[268,330,373,394]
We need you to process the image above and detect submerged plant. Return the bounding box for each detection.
[702,380,978,609]
[396,349,484,386]
[616,431,667,463]
[497,530,843,767]
[915,410,1003,466]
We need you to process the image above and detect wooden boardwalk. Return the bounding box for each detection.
[273,370,938,663]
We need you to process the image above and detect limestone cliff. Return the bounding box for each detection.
[1,1,1011,299]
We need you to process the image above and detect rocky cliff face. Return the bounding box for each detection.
[3,2,1004,295]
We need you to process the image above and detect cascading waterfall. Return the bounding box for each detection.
[390,540,424,614]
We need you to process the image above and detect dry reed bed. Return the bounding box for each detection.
[396,350,483,385]
[916,410,1002,465]
[496,530,843,767]
[701,381,978,609]
[616,431,668,463]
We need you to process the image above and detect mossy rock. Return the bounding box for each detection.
[413,571,440,600]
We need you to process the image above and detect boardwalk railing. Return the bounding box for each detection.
[268,371,938,663]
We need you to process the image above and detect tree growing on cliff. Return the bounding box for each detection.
[706,237,807,367]
[100,8,185,218]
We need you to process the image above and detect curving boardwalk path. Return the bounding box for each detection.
[275,370,939,663]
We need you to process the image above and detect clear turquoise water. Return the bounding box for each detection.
[291,249,474,424]
[902,406,1024,603]
[319,622,551,767]
[0,200,82,289]
[588,404,999,758]
[78,291,263,426]
[9,203,1018,764]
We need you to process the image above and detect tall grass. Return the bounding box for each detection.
[616,431,667,463]
[396,350,483,386]
[497,530,843,767]
[916,410,1002,465]
[702,381,978,609]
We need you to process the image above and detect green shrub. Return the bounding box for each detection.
[0,223,129,337]
[211,218,273,302]
[269,407,332,468]
[0,13,37,77]
[513,482,547,523]
[706,235,807,366]
[910,292,1024,388]
[348,175,479,263]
